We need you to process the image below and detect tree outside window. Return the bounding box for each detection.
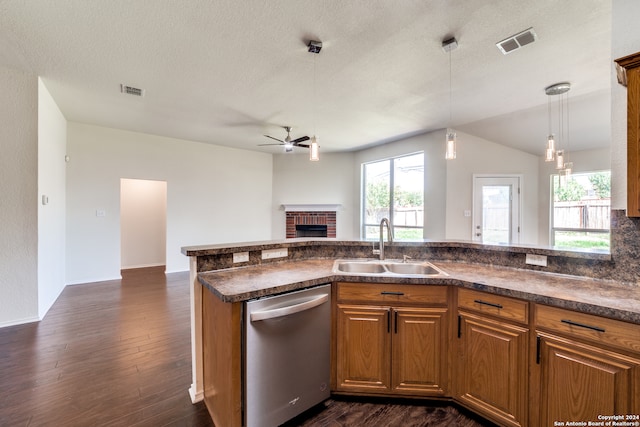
[362,153,424,240]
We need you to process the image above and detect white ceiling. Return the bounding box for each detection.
[0,0,612,155]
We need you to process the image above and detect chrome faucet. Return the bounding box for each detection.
[376,218,393,260]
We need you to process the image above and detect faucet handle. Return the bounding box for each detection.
[402,255,412,263]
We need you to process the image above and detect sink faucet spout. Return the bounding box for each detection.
[378,218,393,260]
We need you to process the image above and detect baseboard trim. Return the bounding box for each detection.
[0,316,40,329]
[189,384,204,403]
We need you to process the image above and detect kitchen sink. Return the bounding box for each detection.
[333,260,447,277]
[384,262,441,275]
[335,262,387,274]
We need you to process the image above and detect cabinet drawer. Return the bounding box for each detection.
[535,304,640,354]
[458,288,528,324]
[336,282,448,305]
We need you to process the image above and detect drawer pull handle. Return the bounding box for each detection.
[473,299,503,309]
[561,319,605,333]
[381,291,405,296]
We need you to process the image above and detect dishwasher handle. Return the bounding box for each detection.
[250,294,329,322]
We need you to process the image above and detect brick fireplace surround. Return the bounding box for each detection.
[286,211,336,238]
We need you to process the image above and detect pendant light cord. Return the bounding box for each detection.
[449,49,452,126]
[313,54,317,137]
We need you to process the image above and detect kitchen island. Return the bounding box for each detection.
[182,238,640,427]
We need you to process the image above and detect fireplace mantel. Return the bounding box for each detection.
[281,204,342,212]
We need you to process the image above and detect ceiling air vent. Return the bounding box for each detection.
[120,84,145,97]
[496,27,537,55]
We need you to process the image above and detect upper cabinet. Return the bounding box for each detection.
[615,51,640,217]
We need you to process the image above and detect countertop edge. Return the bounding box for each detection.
[196,260,640,325]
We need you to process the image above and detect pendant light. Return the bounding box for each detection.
[308,40,321,161]
[543,82,572,174]
[443,37,458,160]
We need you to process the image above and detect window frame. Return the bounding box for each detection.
[549,170,611,250]
[361,152,424,240]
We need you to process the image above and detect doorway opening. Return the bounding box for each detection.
[472,175,521,245]
[120,178,167,271]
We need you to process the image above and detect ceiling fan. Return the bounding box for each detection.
[259,126,310,152]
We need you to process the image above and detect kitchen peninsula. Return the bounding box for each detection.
[182,215,640,427]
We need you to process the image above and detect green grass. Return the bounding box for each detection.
[554,231,610,250]
[364,227,423,241]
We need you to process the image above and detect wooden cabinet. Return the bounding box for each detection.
[455,289,529,427]
[334,282,449,397]
[531,304,640,426]
[615,51,640,217]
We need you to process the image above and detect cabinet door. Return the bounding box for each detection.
[457,312,528,427]
[392,307,448,396]
[536,333,640,425]
[336,304,391,393]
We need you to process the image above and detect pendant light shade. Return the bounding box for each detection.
[445,130,456,160]
[309,136,319,161]
[555,149,565,170]
[545,135,555,162]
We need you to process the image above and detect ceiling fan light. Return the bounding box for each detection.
[284,142,293,152]
[310,136,319,161]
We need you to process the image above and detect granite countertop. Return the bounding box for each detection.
[197,258,640,325]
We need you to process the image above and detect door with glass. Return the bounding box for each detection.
[472,176,520,244]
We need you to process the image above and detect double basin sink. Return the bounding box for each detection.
[332,259,447,277]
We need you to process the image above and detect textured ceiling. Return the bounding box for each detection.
[0,0,612,155]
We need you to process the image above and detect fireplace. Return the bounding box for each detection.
[295,224,328,238]
[283,205,339,239]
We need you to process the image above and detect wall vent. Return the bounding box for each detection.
[120,84,145,96]
[496,27,537,55]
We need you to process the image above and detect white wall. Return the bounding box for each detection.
[37,78,67,318]
[354,131,447,240]
[537,148,611,245]
[0,66,39,327]
[120,178,167,269]
[271,153,356,239]
[446,131,539,244]
[66,123,273,283]
[612,0,640,210]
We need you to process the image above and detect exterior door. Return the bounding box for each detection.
[473,176,520,244]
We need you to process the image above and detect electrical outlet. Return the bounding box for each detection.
[525,254,547,267]
[233,252,249,263]
[96,209,106,217]
[261,248,288,260]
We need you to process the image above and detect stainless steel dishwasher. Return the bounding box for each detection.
[244,284,331,427]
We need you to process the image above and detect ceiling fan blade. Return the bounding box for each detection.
[295,143,310,148]
[263,135,284,143]
[258,143,284,146]
[291,136,310,144]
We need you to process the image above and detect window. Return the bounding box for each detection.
[551,171,610,250]
[362,152,424,240]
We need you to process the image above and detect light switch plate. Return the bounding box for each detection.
[233,252,249,263]
[261,248,288,259]
[525,253,547,267]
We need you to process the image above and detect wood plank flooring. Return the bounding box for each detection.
[0,267,494,427]
[0,267,213,427]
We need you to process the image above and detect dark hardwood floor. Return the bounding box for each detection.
[0,267,494,427]
[0,267,213,427]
